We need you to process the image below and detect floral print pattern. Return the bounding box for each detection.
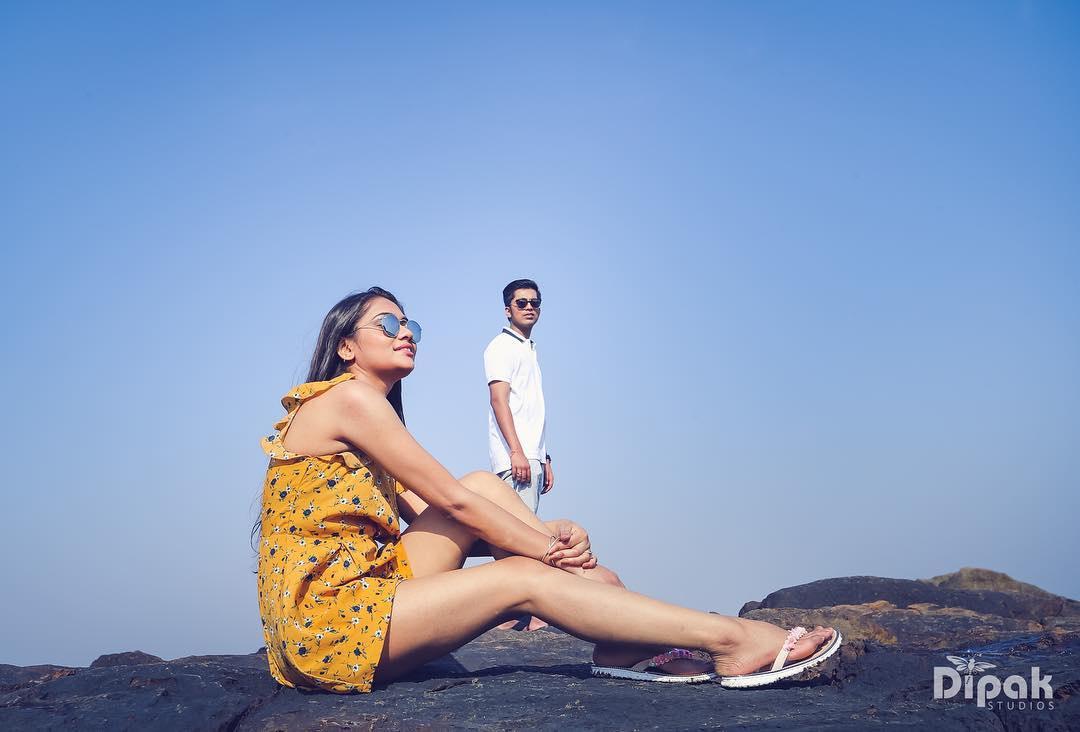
[257,373,411,693]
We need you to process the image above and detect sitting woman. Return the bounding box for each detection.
[256,287,840,693]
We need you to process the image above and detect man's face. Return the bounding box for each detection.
[506,288,541,330]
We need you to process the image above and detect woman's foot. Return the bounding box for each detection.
[709,620,835,677]
[525,615,549,631]
[497,614,549,631]
[496,616,528,631]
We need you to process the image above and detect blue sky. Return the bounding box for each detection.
[2,1,1077,667]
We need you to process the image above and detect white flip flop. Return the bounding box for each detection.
[719,627,843,689]
[592,648,717,684]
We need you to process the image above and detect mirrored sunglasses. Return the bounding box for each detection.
[356,313,422,343]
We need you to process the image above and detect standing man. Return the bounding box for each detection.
[486,283,630,634]
[484,278,553,514]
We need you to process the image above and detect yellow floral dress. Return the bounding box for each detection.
[257,373,412,693]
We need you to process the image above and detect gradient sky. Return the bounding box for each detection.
[2,1,1077,668]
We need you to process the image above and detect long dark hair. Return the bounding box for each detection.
[252,287,408,553]
[307,286,406,424]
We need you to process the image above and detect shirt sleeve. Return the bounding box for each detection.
[484,338,516,384]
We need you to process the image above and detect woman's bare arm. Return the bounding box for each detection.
[332,381,558,561]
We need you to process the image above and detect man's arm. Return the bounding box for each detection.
[489,380,532,484]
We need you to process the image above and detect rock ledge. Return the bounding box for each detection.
[2,568,1076,730]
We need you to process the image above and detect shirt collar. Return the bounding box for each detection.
[501,327,534,346]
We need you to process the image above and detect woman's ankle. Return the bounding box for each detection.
[704,616,747,659]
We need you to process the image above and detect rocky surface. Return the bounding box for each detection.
[88,651,165,669]
[2,568,1077,730]
[740,568,1080,650]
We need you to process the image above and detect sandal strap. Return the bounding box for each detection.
[631,647,697,672]
[770,626,808,672]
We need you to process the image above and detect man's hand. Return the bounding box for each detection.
[510,450,531,484]
[542,459,554,494]
[545,520,597,570]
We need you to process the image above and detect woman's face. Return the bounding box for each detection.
[341,297,418,379]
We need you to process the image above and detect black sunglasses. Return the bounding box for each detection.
[355,313,422,343]
[513,298,542,309]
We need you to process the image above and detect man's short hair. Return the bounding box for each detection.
[502,279,541,307]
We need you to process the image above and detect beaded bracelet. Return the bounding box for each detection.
[540,535,560,565]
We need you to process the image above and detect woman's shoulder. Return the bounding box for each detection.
[322,377,394,416]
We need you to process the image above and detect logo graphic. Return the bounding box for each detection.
[933,654,1056,711]
[946,655,996,675]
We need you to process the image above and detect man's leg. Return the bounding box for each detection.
[522,459,550,629]
[497,458,541,513]
[495,460,544,628]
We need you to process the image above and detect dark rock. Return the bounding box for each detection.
[0,654,278,731]
[739,567,1080,652]
[2,569,1077,729]
[927,567,1062,596]
[754,575,1071,624]
[741,601,1045,650]
[0,665,76,693]
[739,599,763,615]
[926,568,1080,619]
[89,651,164,668]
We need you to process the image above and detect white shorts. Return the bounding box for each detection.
[496,459,545,514]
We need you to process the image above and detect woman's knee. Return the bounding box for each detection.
[459,470,514,501]
[492,556,552,596]
[589,564,624,588]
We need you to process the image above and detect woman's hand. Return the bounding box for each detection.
[543,520,598,570]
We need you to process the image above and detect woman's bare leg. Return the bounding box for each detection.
[375,556,834,684]
[398,470,702,670]
[401,470,617,583]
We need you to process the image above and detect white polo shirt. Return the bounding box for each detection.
[484,327,547,474]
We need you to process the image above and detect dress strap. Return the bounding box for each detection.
[261,373,355,460]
